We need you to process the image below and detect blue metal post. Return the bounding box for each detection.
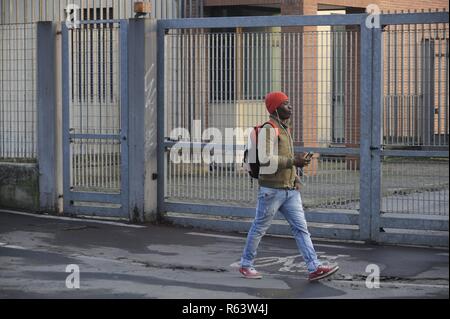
[120,20,130,218]
[371,26,383,242]
[37,22,57,212]
[359,20,373,241]
[156,22,166,218]
[127,19,145,222]
[61,23,71,213]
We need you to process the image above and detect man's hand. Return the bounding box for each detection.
[293,153,311,168]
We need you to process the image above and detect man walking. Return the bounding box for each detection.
[239,91,339,282]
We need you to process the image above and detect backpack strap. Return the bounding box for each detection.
[252,120,281,146]
[261,120,280,137]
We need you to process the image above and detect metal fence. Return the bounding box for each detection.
[62,20,129,216]
[164,28,361,210]
[0,23,36,160]
[0,8,448,246]
[158,13,449,246]
[380,19,449,223]
[381,157,448,216]
[163,26,359,211]
[68,22,122,192]
[383,22,449,147]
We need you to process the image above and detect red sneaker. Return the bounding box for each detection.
[239,267,263,279]
[308,264,339,282]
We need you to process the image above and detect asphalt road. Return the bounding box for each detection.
[0,210,448,299]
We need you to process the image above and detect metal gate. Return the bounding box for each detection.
[62,20,128,217]
[157,13,449,246]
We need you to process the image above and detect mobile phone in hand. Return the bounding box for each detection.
[304,152,314,160]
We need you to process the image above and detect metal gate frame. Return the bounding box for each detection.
[157,12,449,246]
[157,14,369,241]
[62,20,129,217]
[371,13,449,246]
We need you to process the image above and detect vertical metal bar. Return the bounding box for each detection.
[426,27,432,146]
[325,29,329,143]
[176,32,180,198]
[400,21,404,145]
[384,25,389,145]
[211,32,216,201]
[219,31,223,201]
[22,12,27,158]
[407,22,411,145]
[432,21,437,147]
[233,32,238,202]
[344,29,348,144]
[207,32,212,202]
[6,23,11,157]
[120,20,128,214]
[225,33,229,199]
[393,23,398,144]
[167,32,172,198]
[37,21,57,209]
[190,30,194,200]
[350,29,355,145]
[319,29,323,143]
[359,22,373,242]
[62,23,72,210]
[421,20,426,146]
[202,32,206,201]
[14,18,19,157]
[339,29,343,144]
[414,22,418,146]
[0,24,3,157]
[436,24,441,146]
[371,26,383,242]
[177,32,181,199]
[157,21,166,215]
[445,26,448,145]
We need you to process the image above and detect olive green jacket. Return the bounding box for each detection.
[258,115,297,189]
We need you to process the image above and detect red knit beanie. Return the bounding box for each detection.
[265,91,288,114]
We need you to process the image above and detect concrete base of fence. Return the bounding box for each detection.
[163,211,449,248]
[163,212,362,242]
[0,163,39,211]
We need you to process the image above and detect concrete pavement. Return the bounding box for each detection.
[0,210,448,299]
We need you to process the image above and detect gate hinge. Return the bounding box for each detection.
[152,173,158,180]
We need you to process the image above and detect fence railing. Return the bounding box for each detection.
[158,12,449,246]
[0,23,36,160]
[383,21,449,147]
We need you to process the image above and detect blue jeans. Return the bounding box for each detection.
[240,186,321,273]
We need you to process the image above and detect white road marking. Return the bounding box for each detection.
[187,232,245,240]
[0,209,145,228]
[314,243,372,251]
[230,254,348,272]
